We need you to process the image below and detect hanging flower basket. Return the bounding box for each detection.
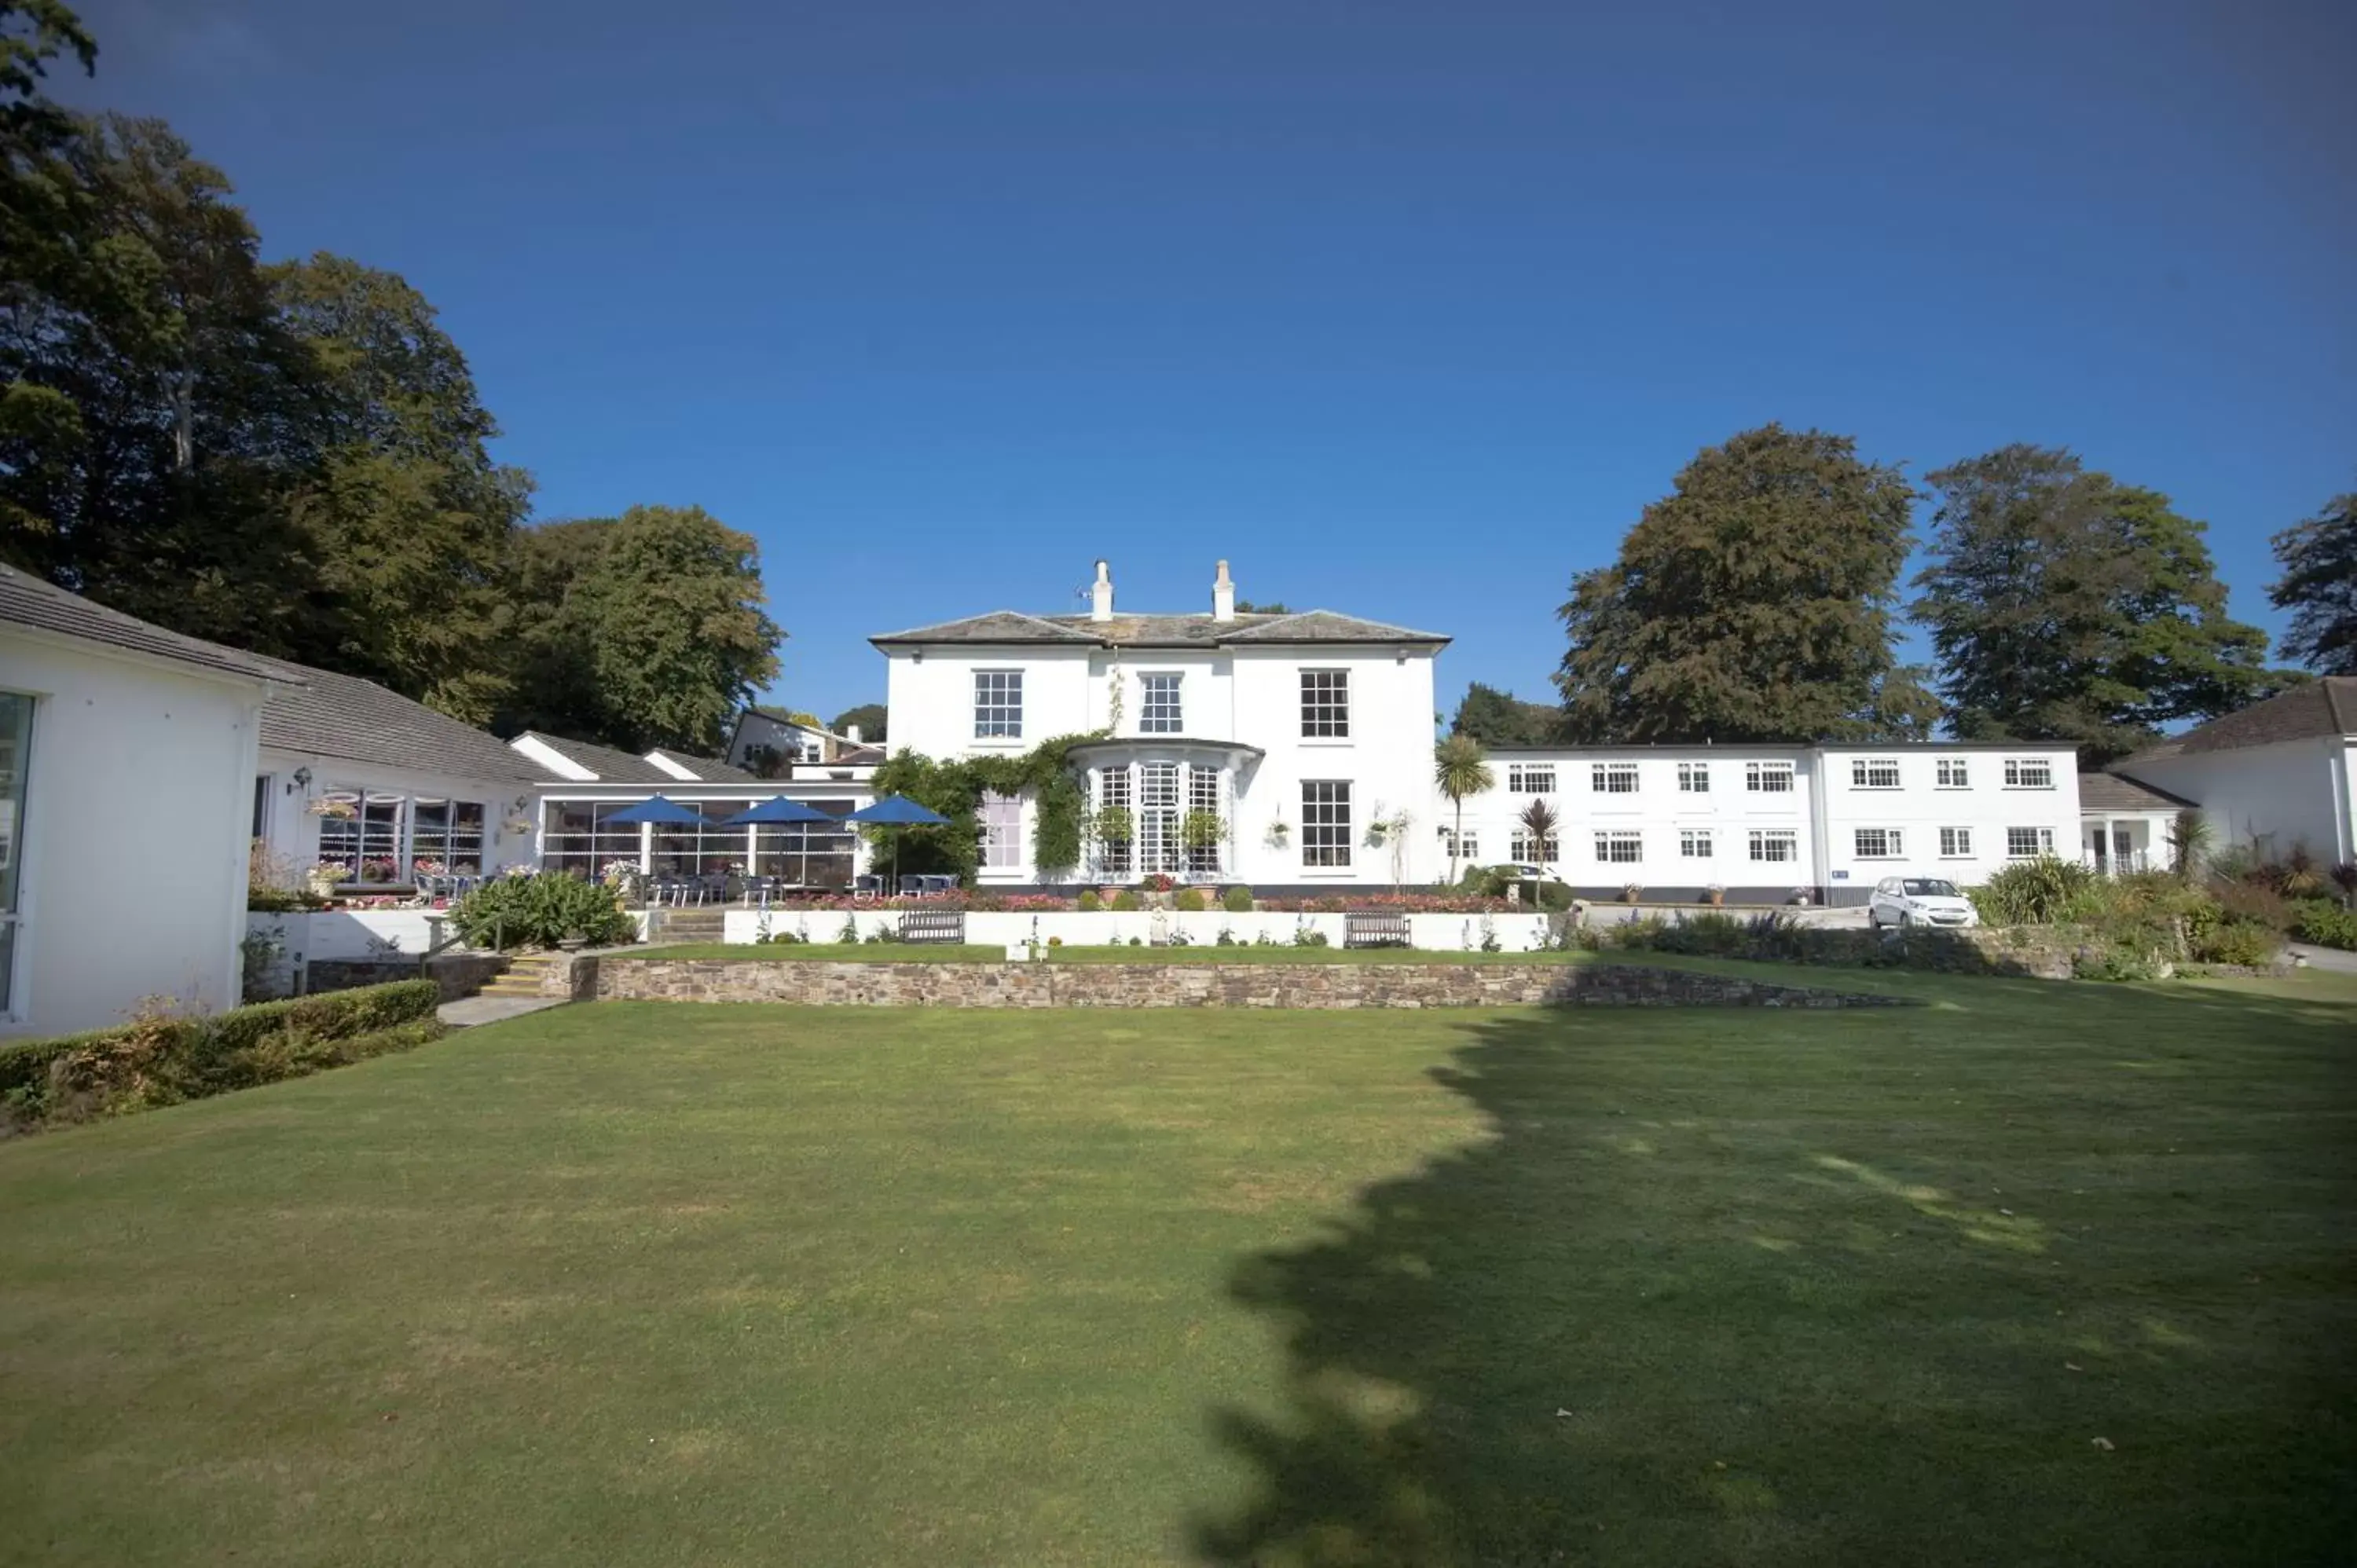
[306,798,357,819]
[503,817,535,834]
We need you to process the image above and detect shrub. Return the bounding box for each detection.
[1222,885,1254,913]
[1175,888,1207,913]
[246,886,327,913]
[2292,899,2357,951]
[450,873,635,951]
[1970,856,2096,925]
[2192,918,2281,968]
[1077,890,1102,912]
[0,981,442,1131]
[2210,877,2293,932]
[1292,928,1330,947]
[1111,891,1141,912]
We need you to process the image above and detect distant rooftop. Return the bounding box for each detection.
[871,607,1448,649]
[2122,677,2357,762]
[0,566,292,685]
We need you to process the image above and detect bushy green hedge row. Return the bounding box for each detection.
[1968,859,2285,969]
[0,980,442,1134]
[2293,899,2357,951]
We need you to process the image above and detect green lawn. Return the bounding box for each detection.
[2,967,2352,1566]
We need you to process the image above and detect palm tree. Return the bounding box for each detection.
[1433,735,1493,884]
[1517,797,1561,899]
[2166,809,2213,881]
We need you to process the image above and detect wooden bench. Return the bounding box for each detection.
[1343,910,1410,949]
[900,909,967,945]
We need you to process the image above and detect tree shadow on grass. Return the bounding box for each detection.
[1189,980,2357,1567]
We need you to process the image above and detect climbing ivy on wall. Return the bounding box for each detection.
[867,735,1098,884]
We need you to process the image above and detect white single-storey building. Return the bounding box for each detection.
[2,570,285,1036]
[2107,678,2355,869]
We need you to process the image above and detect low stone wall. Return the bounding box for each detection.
[579,958,1908,1010]
[305,954,507,1002]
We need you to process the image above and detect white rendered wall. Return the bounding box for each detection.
[1815,746,2081,900]
[2119,738,2355,866]
[3,633,263,1036]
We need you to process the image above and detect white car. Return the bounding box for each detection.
[1868,876,1980,930]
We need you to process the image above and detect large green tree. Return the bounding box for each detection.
[1913,445,2275,760]
[1449,681,1561,748]
[270,253,532,720]
[1,112,316,645]
[830,702,886,743]
[1555,425,1935,743]
[2271,489,2357,676]
[501,505,784,754]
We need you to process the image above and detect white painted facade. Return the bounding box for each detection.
[2117,737,2355,868]
[2,628,269,1035]
[878,563,1444,889]
[1446,743,2084,904]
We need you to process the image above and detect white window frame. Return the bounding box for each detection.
[973,669,1024,741]
[1594,830,1642,864]
[1939,826,1972,859]
[1299,670,1351,739]
[1853,826,1904,859]
[2003,757,2055,789]
[2007,826,2056,859]
[1851,757,1901,789]
[1508,828,1560,863]
[1679,828,1713,859]
[1746,760,1795,793]
[1506,764,1556,794]
[1935,758,1970,789]
[1749,828,1797,863]
[1301,779,1352,867]
[1139,761,1182,875]
[1677,762,1710,793]
[979,790,1023,871]
[1186,765,1221,877]
[1096,766,1132,877]
[1138,672,1183,735]
[1441,826,1480,861]
[1591,762,1639,794]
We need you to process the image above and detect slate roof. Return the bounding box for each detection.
[255,659,547,783]
[517,731,754,785]
[648,748,761,782]
[2079,772,2198,813]
[0,566,292,685]
[2122,678,2357,761]
[871,607,1449,649]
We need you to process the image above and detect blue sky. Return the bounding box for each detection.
[57,0,2357,726]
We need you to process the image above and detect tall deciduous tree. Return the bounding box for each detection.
[2270,489,2357,676]
[502,505,784,754]
[1913,445,2275,760]
[1555,425,1935,743]
[1449,681,1562,748]
[271,253,532,720]
[1,112,316,645]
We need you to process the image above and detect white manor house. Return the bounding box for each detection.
[878,559,2091,906]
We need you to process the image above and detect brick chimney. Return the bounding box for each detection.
[1091,559,1114,622]
[1212,559,1235,623]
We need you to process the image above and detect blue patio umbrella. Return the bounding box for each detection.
[725,796,836,888]
[722,797,833,825]
[599,794,706,825]
[847,794,952,890]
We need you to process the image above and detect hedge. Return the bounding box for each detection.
[0,979,442,1134]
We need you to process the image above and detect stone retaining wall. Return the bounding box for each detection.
[577,958,1908,1010]
[306,954,507,1002]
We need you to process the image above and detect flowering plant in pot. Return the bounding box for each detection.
[1705,885,1726,908]
[306,862,353,896]
[1620,882,1643,905]
[306,797,357,819]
